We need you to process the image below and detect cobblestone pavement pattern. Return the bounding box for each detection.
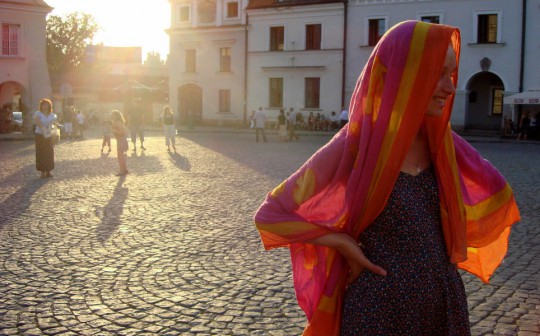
[0,131,538,335]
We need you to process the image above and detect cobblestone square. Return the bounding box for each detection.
[0,131,538,335]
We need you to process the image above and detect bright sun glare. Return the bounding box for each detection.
[46,0,170,60]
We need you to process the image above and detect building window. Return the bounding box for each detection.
[179,6,190,21]
[368,18,385,46]
[305,24,321,50]
[220,48,231,72]
[226,2,239,18]
[186,49,196,72]
[421,16,440,24]
[305,78,320,108]
[270,26,284,51]
[269,78,283,107]
[219,90,231,112]
[478,14,498,43]
[2,24,20,56]
[492,88,503,115]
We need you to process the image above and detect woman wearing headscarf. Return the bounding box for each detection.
[254,21,520,335]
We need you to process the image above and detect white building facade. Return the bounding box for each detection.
[0,0,52,114]
[246,0,345,123]
[345,0,539,131]
[168,0,249,126]
[167,0,539,130]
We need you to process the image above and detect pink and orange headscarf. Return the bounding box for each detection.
[254,21,520,335]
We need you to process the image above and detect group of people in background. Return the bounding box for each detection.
[250,107,349,143]
[502,110,539,140]
[252,106,540,143]
[100,106,179,175]
[287,108,349,132]
[516,110,538,140]
[59,105,87,140]
[31,97,538,181]
[33,104,178,178]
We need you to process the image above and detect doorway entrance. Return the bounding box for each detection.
[178,84,202,126]
[465,72,504,131]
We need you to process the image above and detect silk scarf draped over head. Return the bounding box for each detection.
[254,21,520,336]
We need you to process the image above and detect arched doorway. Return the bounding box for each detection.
[177,84,202,126]
[465,72,504,131]
[0,81,25,111]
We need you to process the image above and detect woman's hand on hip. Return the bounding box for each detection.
[308,233,387,284]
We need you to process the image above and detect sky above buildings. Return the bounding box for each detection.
[45,0,170,60]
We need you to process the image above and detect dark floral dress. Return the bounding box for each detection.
[341,166,471,336]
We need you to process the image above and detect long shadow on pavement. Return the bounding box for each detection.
[53,155,164,178]
[182,132,332,180]
[0,167,49,231]
[167,151,191,171]
[96,175,128,243]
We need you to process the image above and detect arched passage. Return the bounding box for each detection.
[465,72,504,131]
[0,81,26,111]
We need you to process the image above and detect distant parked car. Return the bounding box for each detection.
[11,111,23,132]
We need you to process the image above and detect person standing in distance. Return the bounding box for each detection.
[288,107,299,141]
[111,110,129,176]
[339,107,348,128]
[34,98,57,178]
[253,107,268,143]
[162,106,177,152]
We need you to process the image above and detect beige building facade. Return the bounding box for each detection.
[168,0,249,126]
[0,0,52,117]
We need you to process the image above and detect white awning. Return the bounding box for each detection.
[504,87,540,105]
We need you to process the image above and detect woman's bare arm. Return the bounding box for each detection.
[34,113,43,129]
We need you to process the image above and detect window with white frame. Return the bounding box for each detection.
[305,24,321,50]
[270,26,284,51]
[226,1,239,18]
[179,6,190,22]
[220,47,231,72]
[305,78,320,108]
[2,23,20,56]
[477,13,499,43]
[420,15,440,24]
[219,89,231,112]
[367,18,386,46]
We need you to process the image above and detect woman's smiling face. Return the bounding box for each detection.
[426,46,457,117]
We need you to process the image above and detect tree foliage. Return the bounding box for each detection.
[46,12,100,73]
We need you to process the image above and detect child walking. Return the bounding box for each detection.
[110,110,129,176]
[162,106,176,152]
[100,119,112,153]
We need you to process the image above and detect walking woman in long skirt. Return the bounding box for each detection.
[34,98,56,178]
